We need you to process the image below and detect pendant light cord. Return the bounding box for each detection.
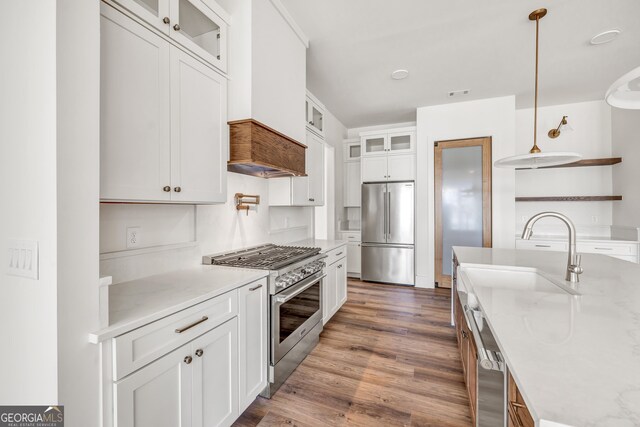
[531,15,541,154]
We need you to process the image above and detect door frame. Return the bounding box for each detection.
[434,137,492,288]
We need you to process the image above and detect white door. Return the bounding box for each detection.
[191,319,238,427]
[323,262,337,324]
[170,46,227,203]
[361,157,388,183]
[114,347,192,427]
[344,161,361,207]
[387,154,415,181]
[346,242,361,276]
[238,280,267,412]
[336,258,348,307]
[112,0,171,35]
[100,5,171,202]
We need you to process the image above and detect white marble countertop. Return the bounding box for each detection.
[453,246,640,427]
[292,238,346,253]
[89,266,267,343]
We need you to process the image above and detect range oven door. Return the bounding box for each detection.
[271,272,325,364]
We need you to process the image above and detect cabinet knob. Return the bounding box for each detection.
[173,24,181,31]
[163,186,171,192]
[195,349,204,357]
[309,198,315,202]
[174,186,182,193]
[162,16,170,24]
[184,355,192,364]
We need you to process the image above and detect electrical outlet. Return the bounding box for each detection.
[6,239,38,279]
[126,227,141,249]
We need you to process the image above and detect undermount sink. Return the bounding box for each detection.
[461,266,580,297]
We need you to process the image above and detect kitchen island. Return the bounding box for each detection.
[453,246,640,427]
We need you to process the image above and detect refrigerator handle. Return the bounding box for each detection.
[387,191,391,239]
[383,191,387,239]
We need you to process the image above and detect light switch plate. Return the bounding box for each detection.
[7,239,39,280]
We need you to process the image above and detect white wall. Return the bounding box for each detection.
[0,1,59,404]
[56,1,101,425]
[515,101,613,237]
[416,96,516,288]
[612,108,640,229]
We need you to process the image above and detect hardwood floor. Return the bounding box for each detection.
[234,279,472,427]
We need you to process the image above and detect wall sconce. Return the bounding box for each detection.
[548,116,573,139]
[235,193,260,216]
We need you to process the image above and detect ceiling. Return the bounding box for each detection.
[281,0,640,128]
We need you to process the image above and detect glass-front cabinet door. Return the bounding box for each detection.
[344,140,361,161]
[388,131,415,154]
[170,0,228,72]
[362,135,387,156]
[306,98,324,136]
[114,0,171,34]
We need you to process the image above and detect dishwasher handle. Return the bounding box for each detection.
[463,305,504,372]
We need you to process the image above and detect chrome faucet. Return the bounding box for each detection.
[521,212,584,283]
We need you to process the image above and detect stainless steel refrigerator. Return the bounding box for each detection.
[361,181,415,286]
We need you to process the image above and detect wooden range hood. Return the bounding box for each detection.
[227,119,307,178]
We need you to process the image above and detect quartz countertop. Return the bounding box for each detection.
[453,246,640,427]
[89,266,268,343]
[292,238,346,253]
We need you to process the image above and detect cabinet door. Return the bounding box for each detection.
[100,5,171,202]
[191,319,238,427]
[336,258,348,307]
[344,161,361,207]
[306,98,324,136]
[388,131,415,154]
[345,142,361,161]
[361,135,387,157]
[169,0,228,72]
[112,0,171,35]
[387,154,415,181]
[238,280,267,412]
[170,46,227,204]
[114,347,192,427]
[323,262,337,324]
[361,156,388,182]
[346,242,361,276]
[292,131,324,206]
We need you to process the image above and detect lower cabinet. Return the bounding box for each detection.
[323,247,348,324]
[346,242,361,277]
[454,290,477,425]
[508,372,534,427]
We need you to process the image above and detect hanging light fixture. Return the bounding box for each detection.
[495,9,582,169]
[606,66,640,109]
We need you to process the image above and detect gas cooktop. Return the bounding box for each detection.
[203,244,321,271]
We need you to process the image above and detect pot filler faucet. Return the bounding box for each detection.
[521,212,584,283]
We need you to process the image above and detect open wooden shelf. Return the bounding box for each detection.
[516,157,622,170]
[515,195,623,202]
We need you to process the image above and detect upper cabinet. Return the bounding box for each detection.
[344,139,361,161]
[361,128,415,157]
[306,91,325,138]
[343,138,361,207]
[111,0,228,73]
[100,2,227,204]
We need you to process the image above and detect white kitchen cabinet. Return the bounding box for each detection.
[361,128,415,157]
[361,154,415,182]
[269,130,325,206]
[306,91,325,138]
[346,242,361,277]
[110,0,229,73]
[344,139,361,161]
[323,246,348,324]
[516,239,639,263]
[100,4,227,204]
[343,161,361,207]
[238,281,267,412]
[114,318,238,427]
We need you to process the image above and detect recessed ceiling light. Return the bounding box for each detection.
[391,69,409,80]
[590,29,621,45]
[448,89,470,97]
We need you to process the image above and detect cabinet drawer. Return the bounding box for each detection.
[578,242,638,256]
[325,245,347,266]
[340,232,361,242]
[515,240,568,252]
[113,290,238,380]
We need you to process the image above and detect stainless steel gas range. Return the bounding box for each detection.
[203,244,326,397]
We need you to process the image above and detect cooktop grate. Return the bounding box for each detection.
[209,244,320,270]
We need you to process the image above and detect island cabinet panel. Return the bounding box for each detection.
[508,372,534,427]
[453,290,477,425]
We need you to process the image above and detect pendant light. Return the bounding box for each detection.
[494,9,582,169]
[606,66,640,109]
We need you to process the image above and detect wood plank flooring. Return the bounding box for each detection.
[234,279,472,427]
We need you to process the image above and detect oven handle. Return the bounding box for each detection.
[274,273,326,304]
[463,304,504,372]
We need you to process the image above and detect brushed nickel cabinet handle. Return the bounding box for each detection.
[184,355,192,364]
[195,349,203,357]
[163,16,170,24]
[336,252,343,256]
[594,247,613,250]
[163,186,171,192]
[175,316,208,333]
[249,284,263,291]
[173,24,181,31]
[174,186,182,193]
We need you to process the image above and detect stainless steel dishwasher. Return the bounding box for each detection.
[461,295,506,427]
